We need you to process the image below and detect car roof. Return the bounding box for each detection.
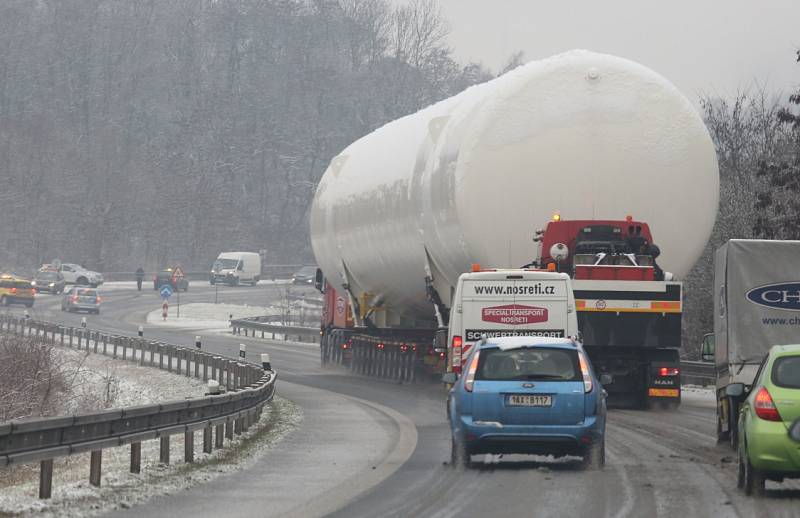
[480,336,577,351]
[769,344,800,357]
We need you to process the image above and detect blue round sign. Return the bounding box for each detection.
[160,285,173,299]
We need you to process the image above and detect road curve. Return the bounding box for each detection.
[4,283,799,517]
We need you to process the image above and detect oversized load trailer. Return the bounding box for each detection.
[703,240,800,444]
[311,50,719,382]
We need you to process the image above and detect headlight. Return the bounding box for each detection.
[31,281,37,286]
[49,283,55,287]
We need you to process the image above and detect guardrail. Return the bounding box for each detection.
[0,315,276,499]
[100,264,310,282]
[680,360,715,386]
[230,316,320,344]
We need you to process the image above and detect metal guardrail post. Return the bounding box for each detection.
[160,436,170,464]
[39,459,54,499]
[89,450,102,487]
[203,427,213,453]
[184,431,194,463]
[215,424,225,448]
[131,443,141,473]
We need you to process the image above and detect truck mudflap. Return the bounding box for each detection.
[584,345,681,408]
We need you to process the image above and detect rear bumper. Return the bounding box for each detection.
[747,420,800,475]
[66,303,100,311]
[2,296,34,306]
[456,415,602,455]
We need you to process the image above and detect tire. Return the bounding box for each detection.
[76,277,88,285]
[450,434,472,469]
[581,437,606,470]
[254,276,260,284]
[741,442,766,496]
[1,296,7,306]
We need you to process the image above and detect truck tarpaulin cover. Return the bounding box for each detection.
[715,239,800,365]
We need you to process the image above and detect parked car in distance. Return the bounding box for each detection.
[154,268,189,292]
[444,336,610,470]
[57,263,104,287]
[735,344,800,496]
[61,286,102,314]
[0,274,35,307]
[32,270,66,294]
[291,265,317,285]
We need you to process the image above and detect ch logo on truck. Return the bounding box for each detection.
[481,304,548,325]
[746,282,800,311]
[595,300,607,310]
[336,296,347,316]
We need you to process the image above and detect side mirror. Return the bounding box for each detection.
[790,419,800,442]
[442,372,458,384]
[725,383,745,398]
[701,333,715,362]
[599,374,613,386]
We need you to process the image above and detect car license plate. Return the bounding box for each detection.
[507,394,552,407]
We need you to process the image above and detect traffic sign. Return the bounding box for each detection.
[173,266,185,279]
[160,284,173,299]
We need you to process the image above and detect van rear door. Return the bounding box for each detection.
[460,277,569,344]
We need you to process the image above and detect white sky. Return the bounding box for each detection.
[407,0,800,104]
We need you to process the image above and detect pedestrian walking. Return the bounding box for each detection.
[135,267,145,291]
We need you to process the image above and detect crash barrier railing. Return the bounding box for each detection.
[680,360,715,386]
[101,264,310,282]
[0,315,276,499]
[230,316,320,344]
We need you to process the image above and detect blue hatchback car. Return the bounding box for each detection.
[445,336,610,469]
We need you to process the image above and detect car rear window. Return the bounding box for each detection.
[772,356,800,389]
[75,289,97,296]
[476,347,580,381]
[37,272,58,279]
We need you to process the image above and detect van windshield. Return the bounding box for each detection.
[215,259,239,269]
[476,347,580,381]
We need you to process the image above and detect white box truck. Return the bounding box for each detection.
[703,239,800,445]
[210,252,261,286]
[447,268,580,373]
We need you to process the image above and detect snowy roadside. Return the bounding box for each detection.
[680,384,716,407]
[0,344,301,517]
[0,398,300,518]
[144,302,319,335]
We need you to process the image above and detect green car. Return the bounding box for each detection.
[733,344,800,496]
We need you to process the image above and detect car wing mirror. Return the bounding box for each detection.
[442,372,458,384]
[599,374,613,386]
[725,383,745,398]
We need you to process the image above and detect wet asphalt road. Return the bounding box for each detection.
[5,283,800,517]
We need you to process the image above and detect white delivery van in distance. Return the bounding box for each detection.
[447,269,579,373]
[210,252,261,286]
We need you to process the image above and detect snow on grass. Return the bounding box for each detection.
[145,303,282,332]
[0,397,301,517]
[145,301,319,333]
[0,345,210,514]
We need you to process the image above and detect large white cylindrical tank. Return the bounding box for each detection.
[310,50,719,324]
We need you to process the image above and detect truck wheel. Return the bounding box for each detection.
[581,437,605,470]
[451,434,471,469]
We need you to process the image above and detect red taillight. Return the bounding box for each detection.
[464,350,480,392]
[659,367,680,377]
[754,387,782,422]
[578,351,593,393]
[451,335,463,374]
[95,296,102,303]
[377,343,384,350]
[72,295,79,302]
[10,287,16,294]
